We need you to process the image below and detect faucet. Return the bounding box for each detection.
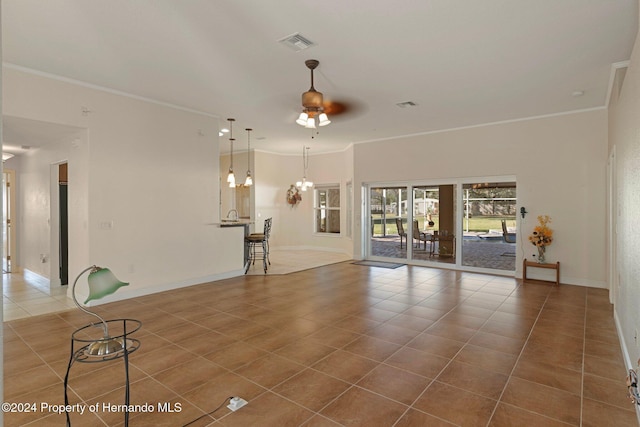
[226,209,238,221]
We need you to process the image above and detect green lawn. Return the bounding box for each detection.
[372,215,516,235]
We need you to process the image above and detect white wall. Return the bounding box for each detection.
[253,148,353,255]
[354,109,609,287]
[3,123,87,283]
[3,65,612,301]
[609,22,640,369]
[5,150,53,278]
[220,150,252,222]
[4,68,244,303]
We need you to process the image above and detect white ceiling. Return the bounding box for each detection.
[2,0,638,155]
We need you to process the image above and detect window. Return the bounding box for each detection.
[315,186,340,234]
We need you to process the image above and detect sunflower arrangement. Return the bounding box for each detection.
[528,215,553,263]
[529,215,553,247]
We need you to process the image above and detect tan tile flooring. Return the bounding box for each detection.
[4,262,639,426]
[3,269,76,321]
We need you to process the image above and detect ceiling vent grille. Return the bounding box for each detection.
[278,33,315,52]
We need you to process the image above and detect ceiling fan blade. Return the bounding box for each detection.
[323,100,349,116]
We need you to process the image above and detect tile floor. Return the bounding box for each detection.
[244,249,351,276]
[2,249,352,321]
[4,261,639,426]
[3,269,75,321]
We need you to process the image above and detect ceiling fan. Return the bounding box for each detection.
[295,59,353,128]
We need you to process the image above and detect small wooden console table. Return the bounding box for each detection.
[523,258,560,286]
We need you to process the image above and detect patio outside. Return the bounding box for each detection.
[370,183,517,271]
[371,217,517,270]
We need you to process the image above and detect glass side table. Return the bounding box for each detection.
[64,318,141,426]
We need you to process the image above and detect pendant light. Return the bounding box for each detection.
[226,118,236,188]
[244,128,253,187]
[296,146,313,191]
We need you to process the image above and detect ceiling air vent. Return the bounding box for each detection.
[396,101,418,108]
[278,33,315,52]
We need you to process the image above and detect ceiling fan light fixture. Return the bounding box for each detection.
[302,89,324,109]
[305,117,316,129]
[296,59,330,129]
[318,113,331,127]
[296,112,309,126]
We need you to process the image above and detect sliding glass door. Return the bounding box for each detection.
[460,182,517,271]
[368,184,457,266]
[365,179,516,273]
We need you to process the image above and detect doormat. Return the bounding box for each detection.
[501,252,516,257]
[352,261,405,269]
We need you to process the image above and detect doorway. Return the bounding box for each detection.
[369,186,407,261]
[411,185,456,264]
[59,163,69,285]
[460,182,517,271]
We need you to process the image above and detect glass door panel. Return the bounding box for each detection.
[369,187,407,260]
[461,182,517,271]
[411,185,456,264]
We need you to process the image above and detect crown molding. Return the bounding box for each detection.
[3,63,218,119]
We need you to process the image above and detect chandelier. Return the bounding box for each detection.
[296,59,331,129]
[296,146,313,191]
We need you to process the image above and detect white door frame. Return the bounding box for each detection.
[607,146,617,305]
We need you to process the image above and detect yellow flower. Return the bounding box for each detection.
[529,215,553,247]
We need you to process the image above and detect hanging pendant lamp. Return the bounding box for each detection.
[296,146,313,191]
[244,128,253,187]
[226,118,236,188]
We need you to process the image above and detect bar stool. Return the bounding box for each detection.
[244,218,272,274]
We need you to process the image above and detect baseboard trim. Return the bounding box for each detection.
[86,269,244,307]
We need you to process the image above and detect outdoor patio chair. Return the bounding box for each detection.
[395,218,407,248]
[501,220,516,243]
[413,220,432,250]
